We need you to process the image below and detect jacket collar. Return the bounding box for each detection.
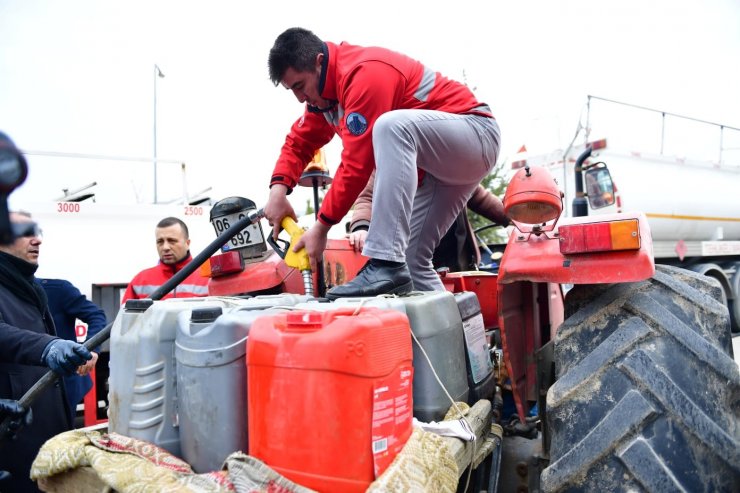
[160,252,193,273]
[307,42,338,114]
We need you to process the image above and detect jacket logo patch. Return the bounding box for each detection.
[346,112,368,136]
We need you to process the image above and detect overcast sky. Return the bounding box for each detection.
[2,0,739,212]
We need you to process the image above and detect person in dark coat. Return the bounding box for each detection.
[0,211,95,493]
[36,278,107,423]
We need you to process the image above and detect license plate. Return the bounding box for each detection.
[211,212,265,251]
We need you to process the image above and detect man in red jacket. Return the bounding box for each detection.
[264,27,502,298]
[122,217,209,302]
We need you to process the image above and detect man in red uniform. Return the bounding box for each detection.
[264,27,501,298]
[122,217,209,302]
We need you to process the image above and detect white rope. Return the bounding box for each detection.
[409,328,478,490]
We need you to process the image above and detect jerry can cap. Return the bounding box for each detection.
[124,298,154,312]
[285,310,323,331]
[191,306,223,323]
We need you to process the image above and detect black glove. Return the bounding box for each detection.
[41,339,92,376]
[0,399,33,440]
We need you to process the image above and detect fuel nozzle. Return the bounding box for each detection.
[266,217,314,297]
[281,217,313,296]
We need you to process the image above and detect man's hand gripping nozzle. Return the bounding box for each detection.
[266,214,314,297]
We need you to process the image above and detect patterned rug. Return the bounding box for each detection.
[31,413,463,492]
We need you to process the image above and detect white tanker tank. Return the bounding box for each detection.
[597,148,740,243]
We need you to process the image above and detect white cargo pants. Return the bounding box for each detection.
[362,109,501,292]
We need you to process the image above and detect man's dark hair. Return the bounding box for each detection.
[268,27,324,86]
[156,217,189,238]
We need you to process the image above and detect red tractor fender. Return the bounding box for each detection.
[496,211,655,420]
[498,211,655,286]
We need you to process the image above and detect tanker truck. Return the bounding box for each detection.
[510,96,740,333]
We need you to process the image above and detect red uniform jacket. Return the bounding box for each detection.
[270,41,494,226]
[122,253,209,302]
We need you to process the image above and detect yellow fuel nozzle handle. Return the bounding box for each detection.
[281,217,312,272]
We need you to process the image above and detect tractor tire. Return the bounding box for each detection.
[541,265,740,492]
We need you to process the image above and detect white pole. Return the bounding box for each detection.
[181,162,189,205]
[153,64,165,203]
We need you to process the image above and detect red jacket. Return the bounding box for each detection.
[122,253,209,303]
[271,41,494,226]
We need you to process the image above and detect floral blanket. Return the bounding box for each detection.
[31,418,462,492]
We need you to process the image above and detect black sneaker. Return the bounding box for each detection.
[326,259,412,300]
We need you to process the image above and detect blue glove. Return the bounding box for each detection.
[41,339,92,376]
[0,399,32,440]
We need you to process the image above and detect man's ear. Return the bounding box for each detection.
[315,52,324,71]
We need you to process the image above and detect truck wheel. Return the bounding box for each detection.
[541,265,740,492]
[730,261,740,334]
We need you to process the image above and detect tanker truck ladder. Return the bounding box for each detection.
[583,95,740,166]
